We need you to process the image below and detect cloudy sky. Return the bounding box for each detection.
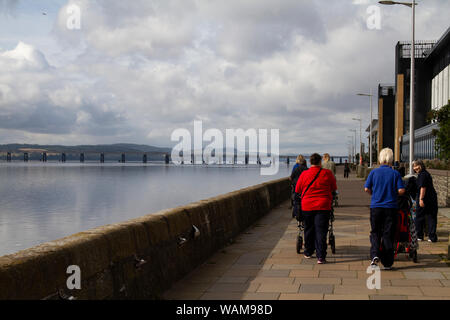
[0,0,449,155]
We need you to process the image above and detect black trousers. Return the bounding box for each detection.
[370,208,397,267]
[344,170,349,178]
[415,203,438,242]
[303,211,330,260]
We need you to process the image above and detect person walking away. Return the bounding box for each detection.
[290,155,308,218]
[295,153,337,264]
[364,148,405,270]
[413,160,438,242]
[344,160,350,179]
[322,153,336,176]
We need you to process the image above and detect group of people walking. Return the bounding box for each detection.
[290,148,439,269]
[365,149,438,269]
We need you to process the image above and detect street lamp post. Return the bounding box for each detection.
[347,136,354,163]
[357,89,374,167]
[349,129,357,164]
[379,0,416,174]
[352,117,362,165]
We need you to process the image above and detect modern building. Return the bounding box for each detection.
[394,40,436,161]
[377,26,449,162]
[401,26,450,162]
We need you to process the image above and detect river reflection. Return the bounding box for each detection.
[0,162,290,256]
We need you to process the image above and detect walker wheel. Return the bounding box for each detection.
[412,250,418,263]
[296,235,303,254]
[329,234,336,254]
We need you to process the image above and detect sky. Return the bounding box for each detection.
[0,0,449,155]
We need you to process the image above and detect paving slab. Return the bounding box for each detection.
[403,271,445,279]
[370,295,408,300]
[257,283,300,293]
[279,293,324,300]
[420,286,450,297]
[324,294,369,300]
[299,284,334,294]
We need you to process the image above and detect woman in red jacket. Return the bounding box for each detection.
[295,153,337,264]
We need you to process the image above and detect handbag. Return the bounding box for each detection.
[297,168,322,221]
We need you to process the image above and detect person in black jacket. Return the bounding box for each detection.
[344,160,350,178]
[290,155,308,218]
[413,160,439,242]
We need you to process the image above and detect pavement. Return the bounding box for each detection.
[163,167,450,300]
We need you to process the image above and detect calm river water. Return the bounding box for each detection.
[0,162,291,256]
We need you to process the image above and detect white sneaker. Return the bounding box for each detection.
[428,239,432,242]
[370,257,379,267]
[417,238,423,241]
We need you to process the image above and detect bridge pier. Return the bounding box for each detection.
[80,153,85,163]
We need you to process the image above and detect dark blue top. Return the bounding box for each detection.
[416,170,437,205]
[291,163,299,174]
[364,165,405,209]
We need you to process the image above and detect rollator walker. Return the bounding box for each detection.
[294,192,337,255]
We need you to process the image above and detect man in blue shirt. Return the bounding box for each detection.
[364,148,405,270]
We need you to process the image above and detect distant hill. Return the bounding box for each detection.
[0,143,172,154]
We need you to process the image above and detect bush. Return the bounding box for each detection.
[428,102,450,160]
[423,159,450,171]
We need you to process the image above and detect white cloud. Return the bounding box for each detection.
[0,41,49,69]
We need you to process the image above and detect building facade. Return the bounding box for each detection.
[377,26,449,162]
[394,40,436,162]
[400,27,449,162]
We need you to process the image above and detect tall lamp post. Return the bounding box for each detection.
[352,117,362,165]
[347,136,354,163]
[379,0,416,174]
[357,90,373,167]
[349,129,357,164]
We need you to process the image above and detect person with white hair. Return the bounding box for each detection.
[364,148,405,270]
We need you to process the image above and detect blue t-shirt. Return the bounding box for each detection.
[364,165,405,209]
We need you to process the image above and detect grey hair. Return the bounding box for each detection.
[379,148,394,165]
[412,159,426,171]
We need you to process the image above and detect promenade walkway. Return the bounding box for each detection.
[163,167,450,300]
